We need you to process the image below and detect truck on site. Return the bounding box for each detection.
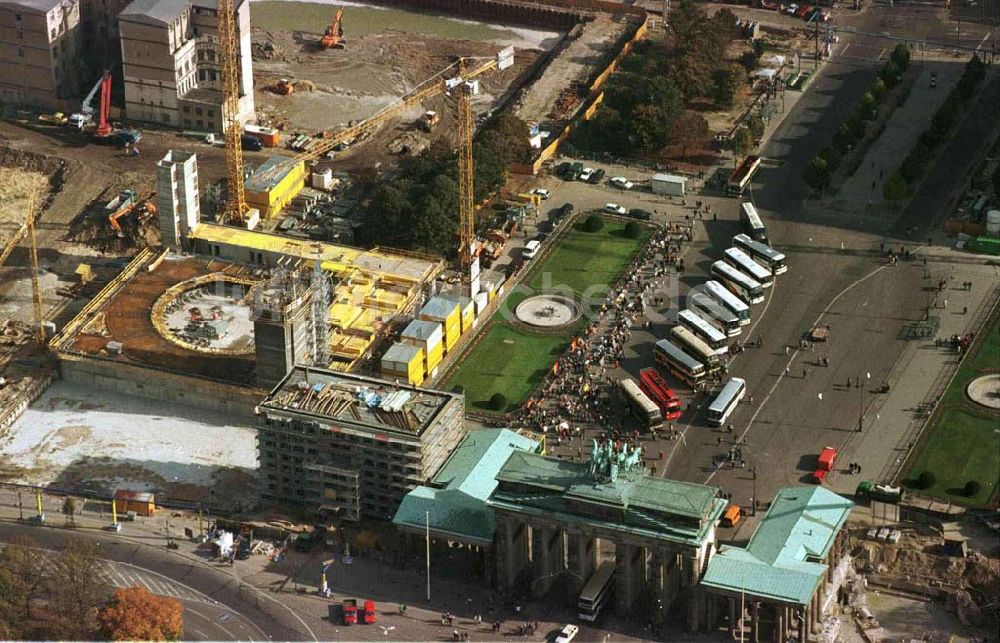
[419,110,439,131]
[812,446,837,483]
[855,481,904,504]
[38,112,69,126]
[362,599,376,624]
[342,599,358,625]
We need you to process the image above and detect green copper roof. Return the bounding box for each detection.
[392,429,539,544]
[700,486,853,605]
[490,451,725,546]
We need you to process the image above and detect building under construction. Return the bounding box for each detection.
[257,366,465,521]
[50,150,444,418]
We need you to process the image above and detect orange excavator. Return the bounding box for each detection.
[108,190,157,238]
[320,7,346,49]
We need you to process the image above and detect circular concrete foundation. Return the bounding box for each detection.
[966,374,1000,410]
[514,294,581,329]
[152,274,259,355]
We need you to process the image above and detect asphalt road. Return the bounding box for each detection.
[0,520,311,641]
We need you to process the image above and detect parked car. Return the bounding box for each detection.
[530,187,551,200]
[538,219,554,233]
[523,239,541,259]
[556,161,572,177]
[785,3,799,15]
[555,625,579,643]
[240,134,263,151]
[587,168,606,184]
[609,176,634,190]
[569,161,584,180]
[795,5,811,18]
[604,203,626,215]
[578,167,594,182]
[533,232,549,243]
[627,208,652,220]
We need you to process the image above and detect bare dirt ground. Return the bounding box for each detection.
[514,13,627,123]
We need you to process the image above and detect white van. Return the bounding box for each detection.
[523,240,541,259]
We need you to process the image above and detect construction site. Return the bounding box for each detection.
[0,0,642,508]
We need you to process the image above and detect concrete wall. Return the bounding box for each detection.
[0,1,82,109]
[60,357,264,422]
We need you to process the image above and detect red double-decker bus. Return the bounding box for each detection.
[638,368,683,421]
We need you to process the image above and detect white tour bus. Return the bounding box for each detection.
[707,377,747,426]
[688,293,741,337]
[578,562,616,622]
[733,233,788,275]
[711,261,764,305]
[705,280,751,325]
[740,201,767,242]
[671,326,722,367]
[678,309,729,356]
[653,339,706,386]
[618,378,664,431]
[724,247,774,289]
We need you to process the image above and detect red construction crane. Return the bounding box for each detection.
[95,70,112,138]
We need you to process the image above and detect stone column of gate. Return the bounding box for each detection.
[750,600,760,643]
[773,605,785,643]
[496,513,530,589]
[613,542,641,616]
[684,554,702,631]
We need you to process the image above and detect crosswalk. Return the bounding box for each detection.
[96,560,214,604]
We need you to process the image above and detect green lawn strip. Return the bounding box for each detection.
[442,323,572,412]
[904,309,999,506]
[906,406,998,505]
[527,219,651,296]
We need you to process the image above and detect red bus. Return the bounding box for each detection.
[638,368,683,421]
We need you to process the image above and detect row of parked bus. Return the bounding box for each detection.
[619,202,789,430]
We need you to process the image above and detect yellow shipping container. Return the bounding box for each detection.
[443,318,461,352]
[381,343,425,386]
[455,296,475,333]
[425,342,443,372]
[419,296,460,330]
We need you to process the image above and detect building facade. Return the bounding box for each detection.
[79,0,131,62]
[156,149,200,247]
[118,0,252,131]
[0,0,82,108]
[257,366,466,522]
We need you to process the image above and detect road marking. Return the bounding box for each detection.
[841,43,851,56]
[976,31,991,51]
[703,263,889,485]
[187,606,236,640]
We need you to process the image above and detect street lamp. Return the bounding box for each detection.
[750,466,758,516]
[378,625,395,643]
[857,372,871,432]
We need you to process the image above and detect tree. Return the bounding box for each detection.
[992,158,1000,196]
[747,113,765,143]
[624,221,642,239]
[832,123,857,154]
[880,60,901,89]
[890,43,910,70]
[632,103,674,152]
[97,587,184,641]
[846,112,867,140]
[883,171,909,203]
[484,112,532,165]
[804,156,831,194]
[0,537,47,621]
[62,497,76,527]
[668,111,709,159]
[733,127,754,161]
[916,470,936,489]
[869,77,887,103]
[583,214,604,232]
[859,92,878,121]
[412,175,459,256]
[48,539,110,638]
[489,393,507,411]
[963,480,982,497]
[712,65,742,108]
[819,145,842,173]
[740,50,759,72]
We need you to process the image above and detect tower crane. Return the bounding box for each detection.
[249,48,514,272]
[27,197,44,345]
[217,0,248,224]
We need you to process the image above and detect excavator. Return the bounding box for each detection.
[320,7,346,49]
[107,190,157,238]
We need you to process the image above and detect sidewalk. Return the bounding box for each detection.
[826,253,999,495]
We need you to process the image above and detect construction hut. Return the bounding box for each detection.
[401,319,444,378]
[113,489,156,517]
[381,342,426,386]
[451,296,476,333]
[244,157,307,219]
[419,296,461,354]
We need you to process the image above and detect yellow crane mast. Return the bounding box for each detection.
[26,194,44,345]
[456,66,475,273]
[217,0,247,224]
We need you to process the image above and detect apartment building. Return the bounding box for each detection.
[0,0,82,108]
[257,367,467,522]
[78,0,131,61]
[118,0,252,131]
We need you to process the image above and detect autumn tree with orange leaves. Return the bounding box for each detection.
[97,587,184,641]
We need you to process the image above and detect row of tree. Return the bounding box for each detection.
[0,536,183,640]
[569,1,742,158]
[358,112,532,255]
[883,54,988,203]
[804,44,911,193]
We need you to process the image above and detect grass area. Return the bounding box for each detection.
[442,218,649,412]
[527,219,651,296]
[251,2,519,41]
[904,308,1000,506]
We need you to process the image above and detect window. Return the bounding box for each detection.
[207,109,214,117]
[198,69,205,81]
[50,28,56,40]
[195,107,202,115]
[184,118,191,128]
[209,70,216,81]
[182,105,190,113]
[17,47,24,58]
[161,113,170,123]
[14,13,20,21]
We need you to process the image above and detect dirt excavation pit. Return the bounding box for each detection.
[0,165,55,250]
[250,1,554,154]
